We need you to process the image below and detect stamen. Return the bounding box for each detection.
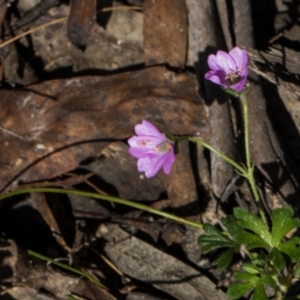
[226,72,241,85]
[155,142,172,153]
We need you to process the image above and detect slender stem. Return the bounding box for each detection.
[0,187,203,229]
[239,93,260,201]
[28,249,106,288]
[274,288,283,300]
[239,93,268,227]
[188,137,247,175]
[240,93,251,171]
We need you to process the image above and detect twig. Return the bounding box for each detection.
[0,6,143,50]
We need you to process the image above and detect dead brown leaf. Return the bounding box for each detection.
[143,0,188,68]
[0,66,207,191]
[103,224,228,300]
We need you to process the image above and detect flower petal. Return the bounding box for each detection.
[137,152,166,178]
[129,147,153,159]
[230,67,248,92]
[230,77,246,92]
[162,151,175,174]
[229,47,248,69]
[134,120,165,139]
[208,51,236,74]
[205,70,226,86]
[128,135,163,149]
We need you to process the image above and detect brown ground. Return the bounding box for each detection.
[0,0,300,299]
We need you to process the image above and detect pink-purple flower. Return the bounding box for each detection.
[204,47,248,92]
[128,120,175,178]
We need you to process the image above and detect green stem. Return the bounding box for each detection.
[239,93,268,227]
[240,93,251,171]
[188,137,247,176]
[275,288,283,300]
[239,93,260,202]
[0,187,203,229]
[28,249,106,288]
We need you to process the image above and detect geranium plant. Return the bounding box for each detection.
[0,47,299,300]
[128,47,300,300]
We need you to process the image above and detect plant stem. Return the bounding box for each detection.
[240,93,251,171]
[0,187,203,229]
[275,289,283,300]
[239,93,268,227]
[188,137,246,175]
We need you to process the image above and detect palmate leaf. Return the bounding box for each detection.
[202,223,227,239]
[198,234,233,244]
[271,206,300,247]
[228,270,275,300]
[233,271,260,282]
[252,281,268,300]
[198,222,237,267]
[234,208,272,245]
[216,248,235,270]
[261,274,276,288]
[227,281,256,299]
[234,231,270,250]
[293,265,300,279]
[267,248,286,271]
[201,241,235,253]
[242,264,259,275]
[221,215,243,241]
[198,223,236,253]
[277,236,300,262]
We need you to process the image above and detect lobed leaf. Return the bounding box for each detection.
[201,241,235,254]
[221,215,243,240]
[234,232,270,250]
[267,248,286,271]
[271,206,300,247]
[252,281,268,300]
[216,248,235,270]
[293,266,300,279]
[234,208,271,244]
[227,281,256,299]
[233,272,259,283]
[277,236,300,262]
[242,264,259,275]
[202,223,226,238]
[261,274,276,288]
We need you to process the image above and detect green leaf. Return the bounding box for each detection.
[201,241,235,253]
[261,274,276,288]
[234,208,272,244]
[227,281,256,299]
[252,281,268,300]
[198,224,236,253]
[268,248,286,271]
[271,206,300,247]
[293,266,300,279]
[216,248,235,270]
[235,232,270,250]
[233,272,259,283]
[277,236,300,262]
[203,223,225,238]
[198,235,232,244]
[221,216,243,240]
[242,264,259,275]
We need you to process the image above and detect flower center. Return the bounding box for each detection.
[154,142,172,153]
[226,70,242,85]
[139,139,150,146]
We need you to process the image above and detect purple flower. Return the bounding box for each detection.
[204,47,248,92]
[128,120,175,178]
